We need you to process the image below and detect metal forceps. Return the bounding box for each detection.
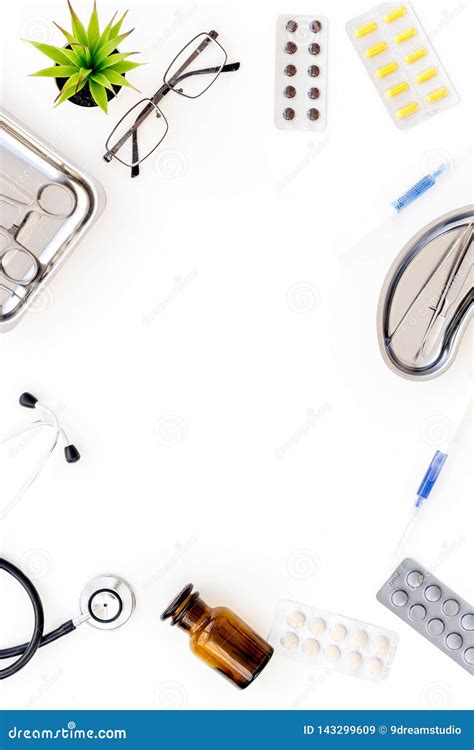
[0,182,76,286]
[419,223,473,357]
[387,222,473,348]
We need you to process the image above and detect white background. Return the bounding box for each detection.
[0,0,472,711]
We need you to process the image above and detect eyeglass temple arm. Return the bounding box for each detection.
[128,63,239,173]
[131,129,140,178]
[171,61,240,86]
[165,30,217,87]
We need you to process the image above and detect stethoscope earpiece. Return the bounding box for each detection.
[64,444,81,463]
[19,391,38,409]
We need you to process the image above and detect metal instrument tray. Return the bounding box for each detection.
[0,107,105,332]
[377,206,473,380]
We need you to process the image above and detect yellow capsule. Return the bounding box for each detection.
[426,86,449,104]
[376,61,399,78]
[396,101,420,119]
[386,81,409,98]
[405,47,427,63]
[355,21,378,38]
[415,67,438,84]
[395,27,417,43]
[384,6,407,23]
[364,41,388,58]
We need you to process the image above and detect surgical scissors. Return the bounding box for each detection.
[0,182,76,285]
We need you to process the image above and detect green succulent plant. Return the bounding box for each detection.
[24,1,143,113]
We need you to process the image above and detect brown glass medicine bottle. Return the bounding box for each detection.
[161,584,273,689]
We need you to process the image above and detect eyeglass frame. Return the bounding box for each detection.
[103,30,240,176]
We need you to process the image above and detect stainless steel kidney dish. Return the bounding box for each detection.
[377,206,473,380]
[0,108,105,332]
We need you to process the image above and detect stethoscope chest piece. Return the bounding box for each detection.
[80,575,135,630]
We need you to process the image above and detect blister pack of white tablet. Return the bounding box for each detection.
[269,599,399,681]
[274,15,328,131]
[346,3,458,129]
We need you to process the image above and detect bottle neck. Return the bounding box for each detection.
[175,595,211,633]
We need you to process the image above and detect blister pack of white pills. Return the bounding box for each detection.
[346,3,458,129]
[268,600,399,681]
[274,15,328,131]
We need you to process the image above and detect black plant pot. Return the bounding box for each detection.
[55,47,123,108]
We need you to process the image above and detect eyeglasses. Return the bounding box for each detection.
[103,30,240,178]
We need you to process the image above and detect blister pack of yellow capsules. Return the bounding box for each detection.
[346,3,458,129]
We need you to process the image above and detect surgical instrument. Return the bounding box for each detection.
[378,206,474,379]
[418,223,473,358]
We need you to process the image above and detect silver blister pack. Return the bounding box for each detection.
[377,558,474,674]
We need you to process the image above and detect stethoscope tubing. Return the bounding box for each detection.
[0,557,76,679]
[0,558,45,679]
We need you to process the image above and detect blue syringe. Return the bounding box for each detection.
[395,450,448,555]
[391,164,448,213]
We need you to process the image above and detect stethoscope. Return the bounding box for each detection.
[0,392,80,520]
[0,557,135,680]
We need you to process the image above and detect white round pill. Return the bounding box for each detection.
[281,631,299,650]
[368,657,383,674]
[330,623,347,641]
[346,651,362,671]
[376,636,389,653]
[324,644,341,663]
[302,638,320,657]
[287,611,305,629]
[309,617,326,635]
[354,629,369,647]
